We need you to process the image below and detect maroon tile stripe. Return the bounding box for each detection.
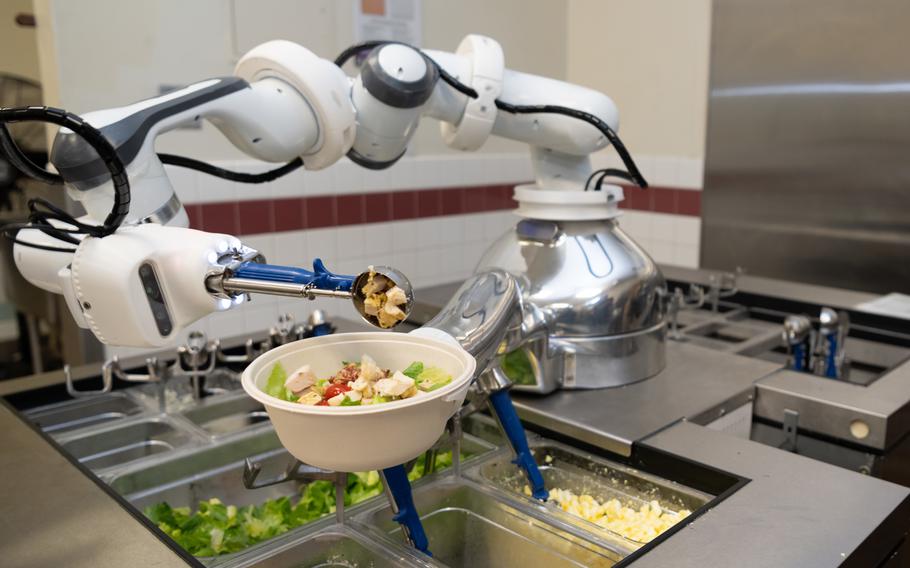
[186,184,700,235]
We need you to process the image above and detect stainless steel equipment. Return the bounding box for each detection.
[220,524,424,568]
[56,415,206,473]
[7,290,910,566]
[428,218,667,394]
[354,479,623,567]
[470,440,711,554]
[701,0,910,294]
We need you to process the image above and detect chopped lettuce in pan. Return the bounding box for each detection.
[147,451,459,556]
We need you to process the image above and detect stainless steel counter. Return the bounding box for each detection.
[756,360,910,453]
[511,341,779,457]
[636,422,910,567]
[0,402,194,568]
[4,268,910,567]
[411,272,910,566]
[660,265,882,312]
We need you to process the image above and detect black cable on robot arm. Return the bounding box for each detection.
[0,123,63,185]
[333,41,646,188]
[0,106,130,234]
[584,168,637,191]
[493,100,648,189]
[334,40,388,67]
[335,40,479,99]
[0,106,131,253]
[158,153,304,183]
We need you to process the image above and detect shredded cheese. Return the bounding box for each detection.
[526,486,690,543]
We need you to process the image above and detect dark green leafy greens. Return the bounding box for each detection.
[264,362,297,402]
[501,349,536,385]
[146,451,458,556]
[402,361,424,379]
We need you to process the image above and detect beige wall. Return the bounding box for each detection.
[36,0,566,160]
[34,1,707,170]
[567,0,712,161]
[0,0,40,83]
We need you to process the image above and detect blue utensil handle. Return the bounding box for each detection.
[824,334,839,378]
[309,323,333,337]
[234,258,356,292]
[382,465,431,556]
[488,390,549,501]
[791,343,807,372]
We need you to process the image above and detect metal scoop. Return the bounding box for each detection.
[351,265,414,329]
[213,259,413,330]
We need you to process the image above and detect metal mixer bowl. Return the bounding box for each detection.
[477,218,667,391]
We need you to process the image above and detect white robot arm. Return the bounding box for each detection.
[6,35,643,348]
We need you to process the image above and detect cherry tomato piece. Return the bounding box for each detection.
[323,383,351,400]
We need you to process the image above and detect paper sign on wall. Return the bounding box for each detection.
[354,0,422,46]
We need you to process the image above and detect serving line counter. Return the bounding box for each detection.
[0,402,191,568]
[2,266,910,567]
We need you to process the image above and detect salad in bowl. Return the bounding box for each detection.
[264,355,453,407]
[242,331,475,471]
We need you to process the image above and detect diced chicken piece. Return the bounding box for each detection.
[378,302,406,329]
[297,391,323,406]
[384,302,404,316]
[361,272,389,297]
[349,376,374,398]
[379,304,405,328]
[285,365,317,394]
[345,389,363,402]
[375,371,415,398]
[385,285,407,307]
[327,392,346,406]
[363,295,381,316]
[360,354,383,381]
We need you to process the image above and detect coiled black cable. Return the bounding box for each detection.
[0,123,63,185]
[0,106,130,253]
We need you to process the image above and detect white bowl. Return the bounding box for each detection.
[242,332,476,472]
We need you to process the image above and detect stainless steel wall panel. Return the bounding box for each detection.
[702,0,910,293]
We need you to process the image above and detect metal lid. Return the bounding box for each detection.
[477,219,666,337]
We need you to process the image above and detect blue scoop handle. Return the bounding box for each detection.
[488,390,549,501]
[824,334,839,378]
[790,342,808,372]
[233,259,355,292]
[382,465,431,556]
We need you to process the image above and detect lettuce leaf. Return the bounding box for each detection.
[416,366,452,391]
[264,363,298,402]
[146,450,469,556]
[402,361,424,379]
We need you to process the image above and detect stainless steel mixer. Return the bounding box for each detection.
[427,216,667,394]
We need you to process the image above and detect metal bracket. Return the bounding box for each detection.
[175,331,219,400]
[64,362,113,398]
[65,356,170,400]
[667,284,705,339]
[781,409,799,452]
[707,268,742,312]
[214,337,266,365]
[242,457,347,524]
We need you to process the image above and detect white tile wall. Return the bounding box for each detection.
[107,153,701,358]
[617,211,701,269]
